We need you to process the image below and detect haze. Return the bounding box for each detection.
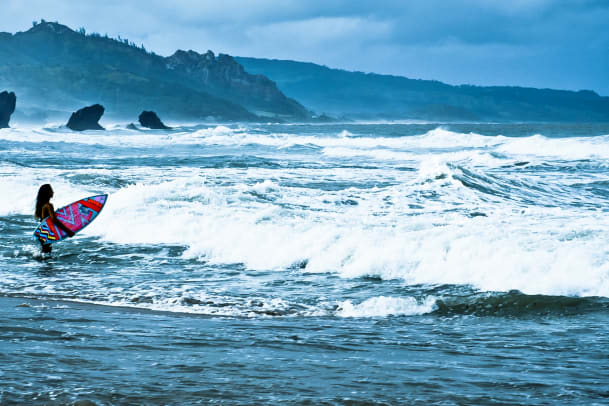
[4,0,609,95]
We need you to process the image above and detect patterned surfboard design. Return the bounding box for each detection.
[34,194,108,245]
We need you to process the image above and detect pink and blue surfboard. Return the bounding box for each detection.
[33,194,108,245]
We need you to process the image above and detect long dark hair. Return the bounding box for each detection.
[35,184,53,220]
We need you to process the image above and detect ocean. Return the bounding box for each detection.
[1,122,609,404]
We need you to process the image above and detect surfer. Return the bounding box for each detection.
[35,184,74,253]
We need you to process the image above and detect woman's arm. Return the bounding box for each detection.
[43,203,75,237]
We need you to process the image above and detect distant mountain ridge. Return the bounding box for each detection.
[0,21,309,122]
[237,57,609,122]
[1,20,607,123]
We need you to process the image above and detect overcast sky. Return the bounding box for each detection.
[4,0,609,95]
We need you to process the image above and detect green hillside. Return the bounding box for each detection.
[0,21,309,122]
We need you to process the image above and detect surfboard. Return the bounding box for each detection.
[33,194,108,245]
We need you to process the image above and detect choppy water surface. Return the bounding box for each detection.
[1,122,609,404]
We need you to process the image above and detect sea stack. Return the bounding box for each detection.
[0,91,17,129]
[138,111,170,129]
[67,104,105,131]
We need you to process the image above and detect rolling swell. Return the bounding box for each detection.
[434,291,609,317]
[2,123,609,301]
[3,288,607,319]
[451,165,562,206]
[3,122,609,405]
[447,162,605,208]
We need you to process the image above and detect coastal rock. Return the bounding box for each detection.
[138,111,170,129]
[0,91,17,128]
[66,104,105,131]
[165,50,308,118]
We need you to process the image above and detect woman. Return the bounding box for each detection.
[35,184,74,253]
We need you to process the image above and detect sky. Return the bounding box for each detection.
[4,0,609,95]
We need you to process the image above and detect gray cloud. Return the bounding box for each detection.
[3,0,608,94]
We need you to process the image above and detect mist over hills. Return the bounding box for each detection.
[0,21,309,122]
[1,20,608,124]
[237,57,609,122]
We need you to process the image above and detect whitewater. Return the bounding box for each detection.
[1,122,608,404]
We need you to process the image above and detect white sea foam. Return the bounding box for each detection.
[5,164,609,298]
[3,125,609,300]
[84,295,317,318]
[0,125,497,151]
[337,296,437,317]
[496,134,609,160]
[322,147,417,161]
[0,168,91,217]
[3,125,609,163]
[72,173,609,298]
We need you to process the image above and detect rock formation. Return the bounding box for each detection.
[0,91,17,128]
[66,104,105,131]
[165,50,308,118]
[138,111,170,129]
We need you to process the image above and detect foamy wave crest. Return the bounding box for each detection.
[410,128,502,149]
[95,295,326,318]
[331,215,609,298]
[0,167,94,216]
[0,125,211,147]
[5,125,608,163]
[65,165,609,300]
[6,123,608,300]
[189,127,497,150]
[337,296,437,317]
[496,134,609,160]
[322,147,417,161]
[322,147,507,169]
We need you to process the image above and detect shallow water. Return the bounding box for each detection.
[1,122,609,404]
